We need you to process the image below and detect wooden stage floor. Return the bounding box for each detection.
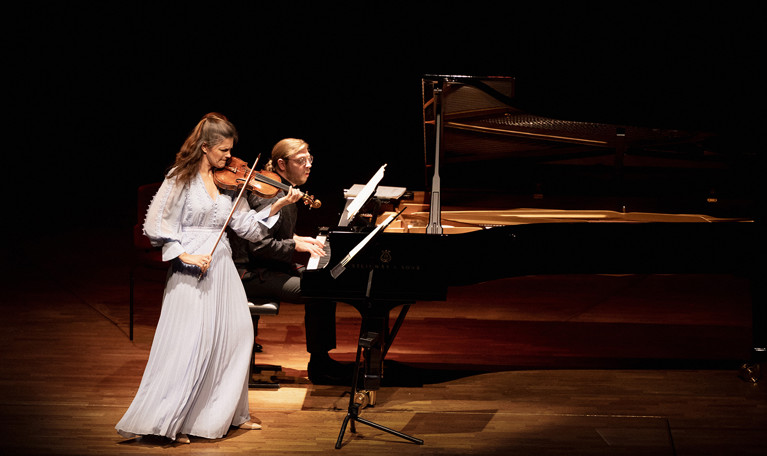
[0,227,764,455]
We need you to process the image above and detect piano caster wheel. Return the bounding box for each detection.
[354,390,377,408]
[739,362,762,383]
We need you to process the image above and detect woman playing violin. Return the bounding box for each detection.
[116,113,301,444]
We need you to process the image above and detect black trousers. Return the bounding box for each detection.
[241,268,337,354]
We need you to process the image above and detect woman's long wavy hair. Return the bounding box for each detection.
[167,112,239,183]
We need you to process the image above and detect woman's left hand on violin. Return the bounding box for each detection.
[270,187,303,216]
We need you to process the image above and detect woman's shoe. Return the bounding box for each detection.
[176,434,191,444]
[238,421,262,430]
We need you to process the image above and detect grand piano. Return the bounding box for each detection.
[301,75,764,446]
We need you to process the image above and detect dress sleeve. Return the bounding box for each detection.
[142,175,187,261]
[228,196,279,243]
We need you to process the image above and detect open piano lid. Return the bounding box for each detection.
[421,74,756,219]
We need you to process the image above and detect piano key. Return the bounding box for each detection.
[306,235,329,270]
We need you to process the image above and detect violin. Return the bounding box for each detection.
[214,156,321,209]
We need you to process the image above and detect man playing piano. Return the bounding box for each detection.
[233,138,352,385]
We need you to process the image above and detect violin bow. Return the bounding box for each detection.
[199,154,261,279]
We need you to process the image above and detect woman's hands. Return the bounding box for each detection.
[179,253,212,274]
[270,187,303,216]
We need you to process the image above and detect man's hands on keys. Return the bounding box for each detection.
[294,235,326,258]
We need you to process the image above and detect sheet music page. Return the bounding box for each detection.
[339,164,386,226]
[343,184,368,198]
[345,184,406,200]
[373,185,407,199]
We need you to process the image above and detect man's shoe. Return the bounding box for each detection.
[307,354,354,386]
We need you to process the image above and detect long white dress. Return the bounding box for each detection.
[116,173,277,440]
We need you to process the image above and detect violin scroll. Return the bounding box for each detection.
[299,193,322,209]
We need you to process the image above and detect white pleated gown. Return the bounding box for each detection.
[116,173,276,440]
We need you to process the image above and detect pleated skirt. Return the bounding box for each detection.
[116,244,253,440]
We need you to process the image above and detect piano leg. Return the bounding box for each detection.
[360,329,382,391]
[335,312,423,448]
[334,271,423,449]
[740,271,766,383]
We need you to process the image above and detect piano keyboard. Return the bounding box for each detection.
[306,235,330,270]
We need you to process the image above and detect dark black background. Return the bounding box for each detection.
[6,2,765,237]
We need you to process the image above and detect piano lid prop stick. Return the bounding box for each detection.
[330,206,406,280]
[427,84,443,235]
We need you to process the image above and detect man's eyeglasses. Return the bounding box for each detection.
[284,155,314,166]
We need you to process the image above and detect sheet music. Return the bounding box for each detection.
[330,207,406,279]
[339,164,386,226]
[345,184,406,200]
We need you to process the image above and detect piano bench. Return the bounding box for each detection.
[248,299,281,388]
